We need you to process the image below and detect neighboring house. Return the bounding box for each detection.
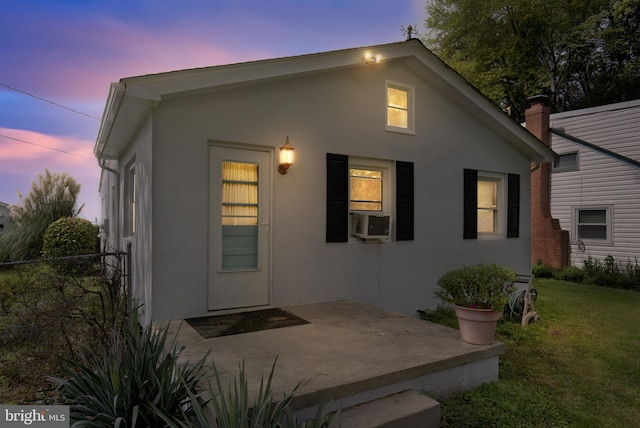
[0,201,10,236]
[549,99,640,266]
[95,39,554,324]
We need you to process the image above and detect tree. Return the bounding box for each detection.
[424,0,640,120]
[0,169,84,262]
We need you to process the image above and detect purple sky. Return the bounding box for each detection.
[0,0,425,223]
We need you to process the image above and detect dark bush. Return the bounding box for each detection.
[42,217,99,274]
[0,257,129,403]
[555,265,585,283]
[532,263,554,278]
[582,256,640,290]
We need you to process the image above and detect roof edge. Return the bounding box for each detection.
[551,128,640,170]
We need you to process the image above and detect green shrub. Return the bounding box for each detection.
[54,322,211,427]
[554,265,585,283]
[435,263,517,311]
[42,217,99,257]
[582,256,639,290]
[42,217,99,274]
[532,263,554,278]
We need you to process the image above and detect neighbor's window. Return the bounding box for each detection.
[553,152,578,172]
[350,168,383,211]
[575,207,611,242]
[386,81,414,134]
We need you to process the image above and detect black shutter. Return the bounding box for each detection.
[463,169,478,239]
[507,173,520,238]
[326,153,349,242]
[396,161,414,241]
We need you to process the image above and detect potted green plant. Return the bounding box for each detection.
[435,263,516,345]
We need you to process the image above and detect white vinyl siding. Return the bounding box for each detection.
[549,100,640,265]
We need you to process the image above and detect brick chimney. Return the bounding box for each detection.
[526,96,569,268]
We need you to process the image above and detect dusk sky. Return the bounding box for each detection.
[1,0,426,223]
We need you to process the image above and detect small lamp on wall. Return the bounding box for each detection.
[278,136,295,174]
[364,51,381,64]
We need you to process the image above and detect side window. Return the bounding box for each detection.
[349,167,384,212]
[464,169,519,239]
[477,177,499,234]
[386,81,415,134]
[326,154,414,242]
[125,160,136,236]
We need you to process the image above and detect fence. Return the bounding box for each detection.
[0,248,133,398]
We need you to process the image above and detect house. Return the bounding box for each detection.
[95,39,554,325]
[547,99,640,266]
[0,201,10,236]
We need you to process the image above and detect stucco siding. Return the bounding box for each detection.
[98,117,153,326]
[148,59,533,320]
[550,100,640,266]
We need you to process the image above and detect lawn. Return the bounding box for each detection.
[437,279,640,427]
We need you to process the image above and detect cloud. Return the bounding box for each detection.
[2,11,251,101]
[0,128,94,168]
[2,0,425,101]
[0,128,100,221]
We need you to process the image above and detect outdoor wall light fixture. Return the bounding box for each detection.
[278,136,295,174]
[363,51,381,64]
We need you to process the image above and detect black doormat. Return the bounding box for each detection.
[186,308,310,339]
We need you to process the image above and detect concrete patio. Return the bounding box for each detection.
[166,300,504,427]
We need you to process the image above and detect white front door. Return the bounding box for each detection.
[208,145,271,310]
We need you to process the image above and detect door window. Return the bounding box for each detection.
[221,161,259,270]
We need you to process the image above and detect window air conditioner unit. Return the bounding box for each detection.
[351,212,391,240]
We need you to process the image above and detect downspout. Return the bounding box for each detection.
[94,81,126,252]
[97,158,120,250]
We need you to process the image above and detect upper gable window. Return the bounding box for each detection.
[386,81,415,134]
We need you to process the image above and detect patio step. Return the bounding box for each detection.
[337,390,440,428]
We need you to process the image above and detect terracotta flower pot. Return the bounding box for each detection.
[454,305,503,345]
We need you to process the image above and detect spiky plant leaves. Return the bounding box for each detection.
[53,321,211,427]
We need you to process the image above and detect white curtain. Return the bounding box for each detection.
[222,162,258,225]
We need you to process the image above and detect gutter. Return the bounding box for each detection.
[94,82,126,158]
[550,128,640,170]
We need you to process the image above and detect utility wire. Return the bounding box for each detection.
[0,133,94,160]
[0,82,101,121]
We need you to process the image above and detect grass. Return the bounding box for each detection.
[3,264,639,426]
[434,279,640,427]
